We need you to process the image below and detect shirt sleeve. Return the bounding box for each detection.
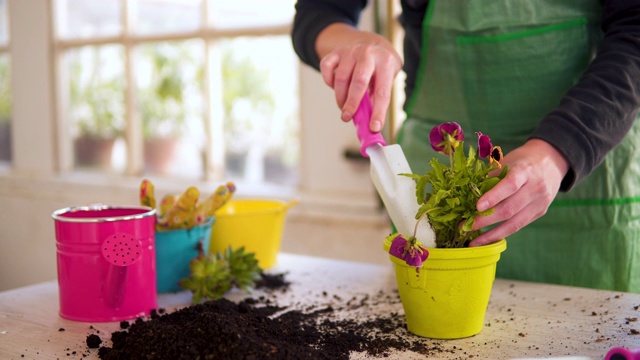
[291,0,368,70]
[530,0,640,191]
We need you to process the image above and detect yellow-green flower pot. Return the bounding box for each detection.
[383,238,507,339]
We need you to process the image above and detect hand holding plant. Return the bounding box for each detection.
[388,122,508,268]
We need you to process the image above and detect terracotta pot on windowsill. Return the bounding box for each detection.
[0,121,11,161]
[144,136,178,175]
[74,135,116,169]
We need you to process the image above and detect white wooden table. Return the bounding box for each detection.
[1,253,639,359]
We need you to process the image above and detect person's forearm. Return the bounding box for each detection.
[531,0,640,191]
[292,0,367,69]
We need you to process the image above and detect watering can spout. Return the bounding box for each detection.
[102,233,143,309]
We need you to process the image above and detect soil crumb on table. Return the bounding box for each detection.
[91,273,446,359]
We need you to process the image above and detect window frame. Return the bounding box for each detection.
[2,0,396,214]
[52,0,294,182]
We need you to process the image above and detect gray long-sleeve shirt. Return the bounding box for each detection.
[292,0,640,191]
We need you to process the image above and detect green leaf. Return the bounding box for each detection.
[461,217,474,232]
[453,142,466,171]
[430,158,447,183]
[432,211,460,223]
[446,197,460,208]
[416,202,437,220]
[225,246,262,291]
[455,177,470,187]
[477,208,494,217]
[416,176,428,204]
[466,146,477,168]
[498,164,509,179]
[479,177,500,193]
[400,173,421,180]
[433,189,450,205]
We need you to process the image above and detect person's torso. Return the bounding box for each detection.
[402,0,603,152]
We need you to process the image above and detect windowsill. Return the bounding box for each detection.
[0,166,386,225]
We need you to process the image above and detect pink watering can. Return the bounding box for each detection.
[52,204,157,322]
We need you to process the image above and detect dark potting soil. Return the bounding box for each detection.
[89,273,448,359]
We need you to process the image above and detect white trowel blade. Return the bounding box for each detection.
[366,143,436,248]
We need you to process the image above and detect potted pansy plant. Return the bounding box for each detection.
[382,122,509,340]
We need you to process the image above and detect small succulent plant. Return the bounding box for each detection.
[179,244,262,303]
[224,246,262,292]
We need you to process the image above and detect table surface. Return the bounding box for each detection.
[1,253,639,360]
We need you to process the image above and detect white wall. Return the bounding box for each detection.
[0,0,392,292]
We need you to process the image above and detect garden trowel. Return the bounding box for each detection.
[353,93,436,248]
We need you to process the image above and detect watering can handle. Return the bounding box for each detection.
[353,92,386,158]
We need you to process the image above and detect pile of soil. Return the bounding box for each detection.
[88,273,449,359]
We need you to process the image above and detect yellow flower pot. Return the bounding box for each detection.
[209,199,297,269]
[383,237,507,339]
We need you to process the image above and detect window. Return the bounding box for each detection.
[0,0,11,163]
[54,0,299,187]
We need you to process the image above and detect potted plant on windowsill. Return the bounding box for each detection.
[72,77,125,169]
[67,48,126,169]
[139,89,185,174]
[383,122,508,339]
[139,45,193,175]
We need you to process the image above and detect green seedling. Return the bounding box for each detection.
[179,244,262,303]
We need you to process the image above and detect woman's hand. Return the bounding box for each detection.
[469,139,570,246]
[316,23,402,132]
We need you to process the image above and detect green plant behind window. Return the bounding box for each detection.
[69,46,125,139]
[221,47,275,154]
[138,42,200,139]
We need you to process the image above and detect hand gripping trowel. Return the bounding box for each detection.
[353,93,436,248]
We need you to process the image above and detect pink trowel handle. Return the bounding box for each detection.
[353,92,386,157]
[605,347,640,360]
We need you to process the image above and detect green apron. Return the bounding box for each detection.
[396,0,640,293]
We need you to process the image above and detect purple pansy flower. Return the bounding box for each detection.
[429,122,464,155]
[490,146,504,168]
[476,132,492,159]
[388,234,429,268]
[388,234,408,259]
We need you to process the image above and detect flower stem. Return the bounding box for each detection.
[413,208,436,239]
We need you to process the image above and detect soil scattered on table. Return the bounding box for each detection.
[88,272,448,359]
[86,334,102,349]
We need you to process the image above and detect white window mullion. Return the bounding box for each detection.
[51,0,71,172]
[201,0,221,181]
[54,50,73,172]
[124,43,142,176]
[8,0,56,176]
[123,0,142,175]
[204,39,225,181]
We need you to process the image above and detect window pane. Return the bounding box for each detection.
[135,40,205,178]
[67,45,126,171]
[134,0,201,35]
[221,36,299,185]
[56,0,122,39]
[0,54,11,162]
[209,0,296,29]
[0,0,8,46]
